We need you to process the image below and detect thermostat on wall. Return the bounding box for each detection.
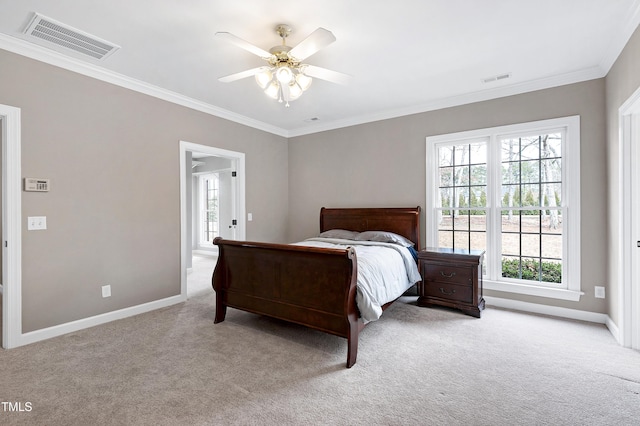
[24,178,50,192]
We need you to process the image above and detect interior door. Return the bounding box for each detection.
[218,167,237,240]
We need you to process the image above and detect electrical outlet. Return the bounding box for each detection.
[595,286,605,299]
[101,285,111,298]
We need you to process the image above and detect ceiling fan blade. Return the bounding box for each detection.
[219,67,269,83]
[215,32,272,58]
[303,65,351,85]
[288,28,336,61]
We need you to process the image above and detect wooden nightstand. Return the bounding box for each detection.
[417,248,485,318]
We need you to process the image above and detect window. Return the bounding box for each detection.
[199,173,219,247]
[426,116,581,301]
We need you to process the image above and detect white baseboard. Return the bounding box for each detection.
[605,316,621,344]
[16,294,186,347]
[485,296,616,337]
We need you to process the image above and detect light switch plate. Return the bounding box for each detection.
[102,285,111,298]
[27,216,47,230]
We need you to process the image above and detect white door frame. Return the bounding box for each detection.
[619,86,640,350]
[179,141,245,298]
[1,104,22,349]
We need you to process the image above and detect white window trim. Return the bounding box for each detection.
[426,116,582,301]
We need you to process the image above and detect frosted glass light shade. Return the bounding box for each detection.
[255,69,272,89]
[264,81,280,99]
[275,66,294,84]
[296,73,312,91]
[289,82,302,100]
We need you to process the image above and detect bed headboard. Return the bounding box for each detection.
[319,207,421,250]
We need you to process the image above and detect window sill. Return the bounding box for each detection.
[484,279,583,301]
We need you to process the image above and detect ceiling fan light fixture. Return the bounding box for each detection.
[289,82,303,99]
[275,66,294,84]
[217,24,348,107]
[255,68,272,89]
[296,72,312,91]
[264,81,280,99]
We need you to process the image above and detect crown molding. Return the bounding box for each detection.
[0,33,289,138]
[287,66,605,138]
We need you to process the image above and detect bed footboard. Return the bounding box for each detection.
[212,237,361,368]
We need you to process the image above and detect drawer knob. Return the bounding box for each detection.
[439,287,456,295]
[440,271,456,278]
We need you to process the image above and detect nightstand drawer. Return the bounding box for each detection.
[422,264,472,285]
[422,281,472,303]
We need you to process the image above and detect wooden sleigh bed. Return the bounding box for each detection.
[212,206,421,368]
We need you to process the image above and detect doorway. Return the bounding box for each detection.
[179,141,245,299]
[620,86,640,350]
[1,104,21,349]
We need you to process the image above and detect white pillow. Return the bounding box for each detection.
[355,230,414,247]
[319,229,360,240]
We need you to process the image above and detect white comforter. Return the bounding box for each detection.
[292,237,422,322]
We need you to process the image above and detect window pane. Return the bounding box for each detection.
[501,255,520,279]
[470,164,487,185]
[469,142,487,164]
[439,187,453,210]
[542,183,562,207]
[502,232,519,256]
[542,210,562,234]
[545,133,563,158]
[438,212,453,231]
[439,167,453,187]
[501,185,520,208]
[521,185,540,207]
[541,159,561,183]
[438,230,453,248]
[470,231,486,252]
[454,187,469,210]
[501,139,520,162]
[521,233,540,258]
[469,212,487,231]
[439,146,454,167]
[453,214,470,232]
[521,214,541,231]
[454,231,470,250]
[542,234,562,260]
[521,159,540,183]
[469,186,486,208]
[454,167,469,186]
[200,174,219,245]
[455,145,470,165]
[540,260,562,284]
[520,137,540,160]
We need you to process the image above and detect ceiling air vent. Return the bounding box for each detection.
[23,13,120,60]
[482,73,512,84]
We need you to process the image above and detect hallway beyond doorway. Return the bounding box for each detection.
[187,254,217,298]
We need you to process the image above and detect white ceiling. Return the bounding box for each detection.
[0,0,639,137]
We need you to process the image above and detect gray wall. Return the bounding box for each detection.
[289,79,608,314]
[0,49,289,332]
[605,25,640,325]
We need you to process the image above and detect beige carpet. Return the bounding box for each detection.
[0,271,639,425]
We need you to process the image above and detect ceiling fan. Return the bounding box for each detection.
[215,24,350,107]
